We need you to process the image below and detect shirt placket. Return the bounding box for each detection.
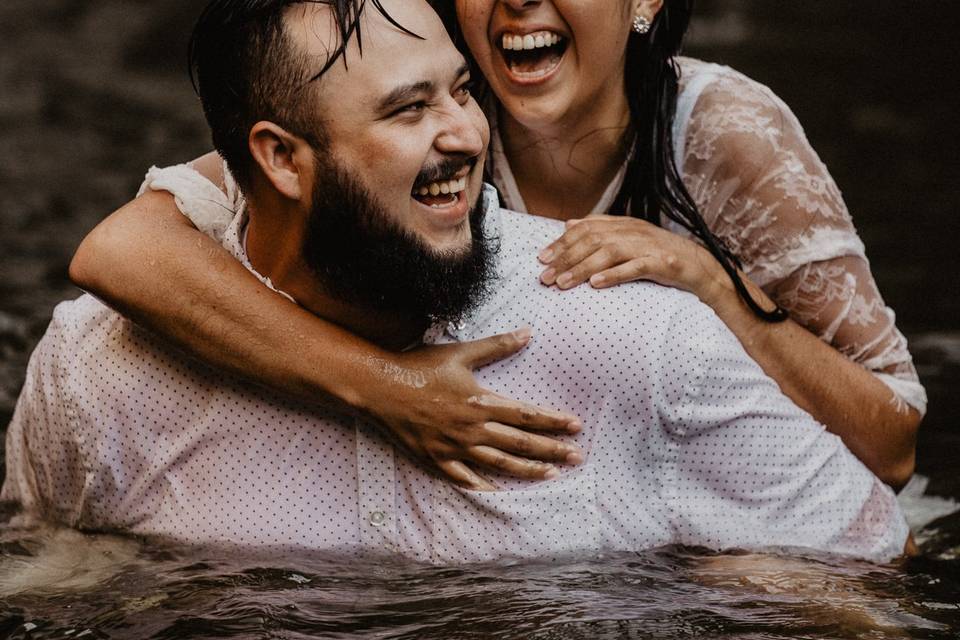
[355,418,399,552]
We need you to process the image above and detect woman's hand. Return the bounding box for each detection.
[538,216,722,297]
[364,328,585,491]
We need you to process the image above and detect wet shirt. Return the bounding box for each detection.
[2,180,909,563]
[491,57,926,415]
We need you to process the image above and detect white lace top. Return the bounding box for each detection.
[490,57,926,415]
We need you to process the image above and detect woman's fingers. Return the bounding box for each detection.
[455,327,532,369]
[384,330,586,486]
[438,459,497,491]
[540,232,602,285]
[553,247,625,290]
[468,445,562,480]
[539,220,594,263]
[590,258,652,288]
[479,421,583,464]
[477,392,582,434]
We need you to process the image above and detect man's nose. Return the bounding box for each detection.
[435,103,485,160]
[502,0,541,12]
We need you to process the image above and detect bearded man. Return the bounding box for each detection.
[2,0,911,562]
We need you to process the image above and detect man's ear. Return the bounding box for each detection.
[248,121,313,201]
[633,0,664,21]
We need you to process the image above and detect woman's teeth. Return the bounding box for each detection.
[415,177,467,203]
[501,31,563,51]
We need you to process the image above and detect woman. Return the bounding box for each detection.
[69,0,924,490]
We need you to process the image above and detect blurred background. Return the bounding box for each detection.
[0,0,958,493]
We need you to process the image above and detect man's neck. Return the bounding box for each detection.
[244,194,427,351]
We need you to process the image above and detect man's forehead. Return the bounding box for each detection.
[284,0,459,84]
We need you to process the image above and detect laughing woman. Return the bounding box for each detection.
[69,0,924,489]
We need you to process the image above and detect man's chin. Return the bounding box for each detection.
[418,222,474,257]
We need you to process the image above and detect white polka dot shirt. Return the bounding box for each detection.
[1,171,909,563]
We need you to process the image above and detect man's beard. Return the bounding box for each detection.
[301,157,496,327]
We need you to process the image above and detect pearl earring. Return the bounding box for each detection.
[632,15,651,34]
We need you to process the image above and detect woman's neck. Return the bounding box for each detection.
[498,91,631,220]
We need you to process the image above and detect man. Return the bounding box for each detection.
[1,0,909,563]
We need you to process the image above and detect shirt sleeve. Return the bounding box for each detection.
[137,161,242,244]
[680,69,926,415]
[662,303,910,562]
[1,303,89,525]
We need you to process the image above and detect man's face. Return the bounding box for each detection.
[287,0,490,255]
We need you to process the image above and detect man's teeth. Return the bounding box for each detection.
[416,177,467,198]
[501,31,562,51]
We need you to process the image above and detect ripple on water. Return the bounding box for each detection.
[1,517,959,639]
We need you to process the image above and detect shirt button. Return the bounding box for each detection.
[369,511,387,527]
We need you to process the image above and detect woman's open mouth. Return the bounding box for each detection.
[498,30,568,83]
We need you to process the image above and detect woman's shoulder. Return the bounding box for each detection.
[676,56,782,108]
[675,56,800,142]
[674,57,802,180]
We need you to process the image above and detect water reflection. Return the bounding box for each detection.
[1,0,959,637]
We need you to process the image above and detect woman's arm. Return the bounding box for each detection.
[536,72,923,489]
[70,166,583,491]
[538,218,919,489]
[698,252,921,491]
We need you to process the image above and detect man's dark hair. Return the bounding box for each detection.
[188,0,418,190]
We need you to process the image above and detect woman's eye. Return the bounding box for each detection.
[455,82,474,101]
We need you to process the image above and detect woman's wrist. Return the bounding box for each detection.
[689,244,736,310]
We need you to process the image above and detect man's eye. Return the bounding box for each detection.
[396,101,427,116]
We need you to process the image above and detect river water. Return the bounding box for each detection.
[1,1,959,637]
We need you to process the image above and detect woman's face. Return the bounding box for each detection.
[455,0,642,132]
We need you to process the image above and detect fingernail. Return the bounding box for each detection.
[557,273,573,288]
[539,249,554,263]
[566,451,584,465]
[544,466,560,480]
[567,419,583,432]
[512,326,532,342]
[590,274,605,287]
[540,268,556,285]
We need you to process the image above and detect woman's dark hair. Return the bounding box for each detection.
[433,1,787,323]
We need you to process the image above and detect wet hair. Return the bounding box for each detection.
[432,1,786,322]
[189,0,418,190]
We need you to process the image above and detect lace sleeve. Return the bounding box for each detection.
[136,159,245,244]
[680,68,927,415]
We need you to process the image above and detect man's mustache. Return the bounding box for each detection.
[412,156,477,191]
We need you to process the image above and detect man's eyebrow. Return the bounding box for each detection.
[376,63,471,113]
[377,80,434,113]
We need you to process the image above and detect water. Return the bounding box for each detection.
[1,526,958,639]
[1,0,959,637]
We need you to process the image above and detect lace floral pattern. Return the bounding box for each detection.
[678,58,925,413]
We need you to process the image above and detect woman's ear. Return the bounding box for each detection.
[248,121,312,201]
[633,0,665,21]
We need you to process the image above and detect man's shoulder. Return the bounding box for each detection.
[21,295,127,396]
[493,206,565,257]
[476,207,718,344]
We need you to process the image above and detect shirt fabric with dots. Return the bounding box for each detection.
[1,172,909,563]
